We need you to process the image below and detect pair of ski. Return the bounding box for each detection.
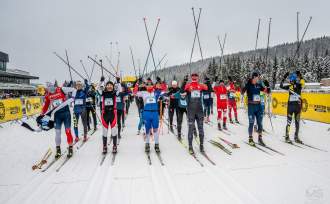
[209,139,233,155]
[145,151,164,166]
[244,141,285,156]
[283,140,327,152]
[42,139,83,172]
[192,137,216,166]
[100,152,117,166]
[32,148,52,170]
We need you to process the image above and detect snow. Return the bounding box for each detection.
[0,105,330,204]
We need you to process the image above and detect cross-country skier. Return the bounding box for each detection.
[40,81,76,158]
[184,73,208,154]
[137,80,163,153]
[166,80,180,132]
[116,85,128,140]
[134,79,146,135]
[213,79,228,130]
[202,77,213,123]
[100,78,119,154]
[227,76,239,123]
[173,90,188,140]
[73,79,89,143]
[242,72,270,146]
[280,71,305,144]
[86,83,98,132]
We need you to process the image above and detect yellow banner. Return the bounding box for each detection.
[0,99,23,123]
[272,92,330,124]
[25,97,42,116]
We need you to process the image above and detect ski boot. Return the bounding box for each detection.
[254,125,258,132]
[177,133,182,141]
[102,146,107,154]
[67,146,73,158]
[188,146,194,155]
[235,118,240,124]
[137,130,140,135]
[74,136,79,143]
[55,146,61,159]
[155,144,160,153]
[230,119,234,124]
[258,136,266,146]
[223,122,228,130]
[200,144,205,153]
[112,145,117,153]
[83,135,88,142]
[218,122,222,130]
[170,125,174,133]
[285,136,292,144]
[145,143,150,153]
[248,137,255,146]
[294,137,303,144]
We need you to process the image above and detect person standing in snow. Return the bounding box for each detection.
[227,76,239,123]
[100,78,119,154]
[184,73,208,154]
[86,83,98,132]
[280,71,305,144]
[213,79,228,130]
[116,84,128,140]
[241,72,270,146]
[202,77,213,123]
[172,90,188,140]
[137,80,163,153]
[73,80,89,143]
[39,81,76,158]
[166,80,180,132]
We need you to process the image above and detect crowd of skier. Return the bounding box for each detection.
[36,70,306,160]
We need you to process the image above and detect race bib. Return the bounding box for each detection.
[86,97,93,102]
[52,99,62,107]
[220,94,227,100]
[116,97,122,102]
[146,97,156,104]
[203,94,210,99]
[191,90,201,98]
[253,95,261,102]
[104,98,113,106]
[75,99,84,105]
[261,97,265,103]
[289,95,300,102]
[180,99,187,106]
[229,92,235,98]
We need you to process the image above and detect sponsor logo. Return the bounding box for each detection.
[0,102,5,120]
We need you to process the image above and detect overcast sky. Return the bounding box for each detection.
[0,0,329,83]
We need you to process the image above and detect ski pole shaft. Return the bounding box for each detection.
[65,50,73,81]
[87,56,117,78]
[80,60,90,80]
[54,52,85,80]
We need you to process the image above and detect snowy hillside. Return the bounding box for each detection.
[0,105,330,204]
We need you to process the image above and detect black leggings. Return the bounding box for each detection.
[285,103,301,137]
[86,106,97,130]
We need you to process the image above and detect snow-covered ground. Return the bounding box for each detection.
[0,105,329,204]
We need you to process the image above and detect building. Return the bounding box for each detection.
[0,51,39,97]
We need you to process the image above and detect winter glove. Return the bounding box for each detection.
[283,72,289,79]
[101,76,105,82]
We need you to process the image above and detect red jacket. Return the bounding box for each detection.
[213,85,228,108]
[42,87,67,114]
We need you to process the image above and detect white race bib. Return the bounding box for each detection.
[86,97,93,102]
[261,97,265,103]
[289,95,300,102]
[220,94,227,100]
[191,90,201,98]
[104,98,113,106]
[203,94,210,99]
[253,95,261,102]
[75,99,84,105]
[229,92,235,98]
[116,97,122,102]
[146,97,156,104]
[52,99,62,107]
[180,99,187,106]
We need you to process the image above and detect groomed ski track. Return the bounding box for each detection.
[1,105,330,204]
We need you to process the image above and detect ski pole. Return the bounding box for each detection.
[80,60,91,80]
[129,46,138,78]
[89,54,97,82]
[188,7,202,75]
[65,49,73,81]
[192,7,204,61]
[141,17,160,79]
[54,52,85,80]
[87,56,117,78]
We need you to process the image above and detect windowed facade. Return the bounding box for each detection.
[0,76,30,84]
[0,61,6,71]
